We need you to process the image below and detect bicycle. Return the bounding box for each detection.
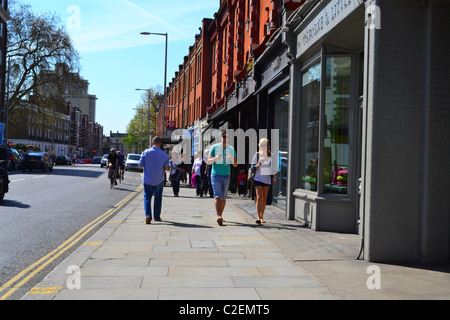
[108,165,118,189]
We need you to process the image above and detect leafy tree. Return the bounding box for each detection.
[123,87,163,152]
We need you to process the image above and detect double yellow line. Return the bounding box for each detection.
[0,184,143,300]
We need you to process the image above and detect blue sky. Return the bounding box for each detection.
[26,0,218,136]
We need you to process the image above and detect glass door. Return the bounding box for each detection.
[272,89,289,208]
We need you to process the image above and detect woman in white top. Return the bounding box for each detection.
[192,151,204,197]
[251,138,277,225]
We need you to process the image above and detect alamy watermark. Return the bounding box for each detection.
[66,265,81,290]
[170,128,280,167]
[66,5,81,30]
[366,265,381,290]
[366,4,381,30]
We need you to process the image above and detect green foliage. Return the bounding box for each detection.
[123,88,163,151]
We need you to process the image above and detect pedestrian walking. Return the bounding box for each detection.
[201,157,208,196]
[192,151,204,197]
[139,136,169,224]
[251,138,278,225]
[207,130,237,226]
[169,151,182,197]
[237,169,247,196]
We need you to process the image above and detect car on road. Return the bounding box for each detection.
[54,155,72,165]
[93,156,102,164]
[6,148,23,171]
[22,152,54,172]
[125,154,143,171]
[100,154,108,167]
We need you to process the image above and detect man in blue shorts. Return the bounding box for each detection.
[207,130,237,226]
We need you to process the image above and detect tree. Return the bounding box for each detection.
[123,87,163,152]
[6,0,80,125]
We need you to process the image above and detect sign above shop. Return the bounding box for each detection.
[296,0,359,58]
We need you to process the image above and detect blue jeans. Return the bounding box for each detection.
[143,181,164,220]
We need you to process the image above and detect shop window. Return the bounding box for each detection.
[299,62,321,191]
[323,56,351,194]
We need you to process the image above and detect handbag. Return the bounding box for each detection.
[247,153,258,184]
[191,174,196,187]
[247,167,256,184]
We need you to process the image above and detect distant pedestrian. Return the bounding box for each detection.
[252,138,278,225]
[169,151,182,197]
[207,130,237,226]
[192,151,204,197]
[139,136,169,224]
[237,169,247,196]
[201,157,208,196]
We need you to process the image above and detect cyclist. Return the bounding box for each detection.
[107,148,119,185]
[117,151,125,181]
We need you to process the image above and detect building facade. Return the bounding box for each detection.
[8,101,71,156]
[266,0,449,263]
[159,0,450,263]
[8,100,103,158]
[67,103,103,157]
[35,63,98,122]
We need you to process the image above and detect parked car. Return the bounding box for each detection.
[93,156,102,164]
[125,154,143,171]
[55,155,72,165]
[22,152,54,172]
[6,148,23,171]
[100,154,108,168]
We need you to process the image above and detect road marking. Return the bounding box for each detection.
[82,242,103,246]
[10,179,25,183]
[32,176,46,179]
[0,184,143,300]
[27,287,63,295]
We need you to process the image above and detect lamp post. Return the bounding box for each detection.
[140,32,168,139]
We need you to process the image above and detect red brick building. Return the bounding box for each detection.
[164,0,296,136]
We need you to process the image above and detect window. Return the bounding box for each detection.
[212,41,216,72]
[223,27,228,62]
[299,62,321,191]
[196,52,202,83]
[323,56,351,194]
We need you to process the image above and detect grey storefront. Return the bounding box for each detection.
[286,1,365,234]
[284,0,450,263]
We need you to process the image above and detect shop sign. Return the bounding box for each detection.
[297,0,359,58]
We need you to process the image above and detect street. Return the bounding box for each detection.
[0,164,143,300]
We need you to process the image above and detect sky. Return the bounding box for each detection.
[25,0,219,136]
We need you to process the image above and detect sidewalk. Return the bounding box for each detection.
[22,183,450,300]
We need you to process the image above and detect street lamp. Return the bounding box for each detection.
[140,31,168,139]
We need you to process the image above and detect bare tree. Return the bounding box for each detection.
[6,0,80,125]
